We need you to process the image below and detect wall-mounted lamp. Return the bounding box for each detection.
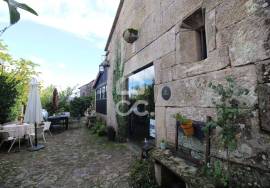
[99,60,110,72]
[123,28,138,43]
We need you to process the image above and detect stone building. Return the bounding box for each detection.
[79,80,94,97]
[104,0,270,187]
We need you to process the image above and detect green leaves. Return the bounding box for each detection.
[0,73,20,123]
[3,0,38,25]
[0,41,39,123]
[202,161,229,187]
[128,159,158,188]
[70,96,94,117]
[14,1,38,15]
[207,77,251,151]
[6,1,20,25]
[173,113,190,124]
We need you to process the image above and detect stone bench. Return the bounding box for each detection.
[150,148,214,188]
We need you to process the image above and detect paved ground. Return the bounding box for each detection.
[0,124,135,188]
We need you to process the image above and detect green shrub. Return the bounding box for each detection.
[0,41,39,123]
[91,119,107,137]
[70,96,93,117]
[128,159,158,188]
[0,74,19,124]
[201,161,229,187]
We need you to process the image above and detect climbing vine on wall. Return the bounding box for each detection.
[202,76,251,187]
[206,76,250,151]
[112,43,128,141]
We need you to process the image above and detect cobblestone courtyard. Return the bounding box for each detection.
[0,124,135,188]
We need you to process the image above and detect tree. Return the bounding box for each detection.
[40,85,55,115]
[0,73,19,123]
[0,41,39,122]
[70,96,94,117]
[52,88,59,113]
[58,86,75,112]
[1,0,38,36]
[40,86,75,116]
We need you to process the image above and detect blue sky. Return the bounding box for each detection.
[0,0,119,90]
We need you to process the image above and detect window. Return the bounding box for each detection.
[96,85,107,114]
[99,88,102,99]
[104,85,107,99]
[96,86,107,100]
[181,8,207,61]
[96,88,102,100]
[101,86,105,99]
[96,89,99,100]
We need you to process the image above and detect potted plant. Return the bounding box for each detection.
[174,113,194,136]
[122,28,138,43]
[160,139,166,150]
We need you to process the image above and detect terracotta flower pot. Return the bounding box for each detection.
[180,120,194,136]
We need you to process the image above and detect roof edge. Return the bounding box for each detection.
[104,0,124,51]
[78,80,95,89]
[93,72,101,89]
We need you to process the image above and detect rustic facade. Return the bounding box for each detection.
[79,80,94,97]
[104,0,270,187]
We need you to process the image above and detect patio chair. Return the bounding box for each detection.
[0,130,16,153]
[42,121,52,143]
[26,124,45,147]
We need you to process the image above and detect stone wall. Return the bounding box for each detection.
[79,81,94,97]
[105,0,270,184]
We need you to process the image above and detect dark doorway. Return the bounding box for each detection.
[128,65,155,145]
[161,165,187,188]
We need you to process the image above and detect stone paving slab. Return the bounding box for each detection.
[0,125,134,188]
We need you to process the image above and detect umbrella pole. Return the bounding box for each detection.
[35,122,38,147]
[28,122,45,151]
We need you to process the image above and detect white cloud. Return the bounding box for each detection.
[30,56,76,89]
[0,0,120,40]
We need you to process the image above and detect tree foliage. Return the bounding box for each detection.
[0,73,19,123]
[40,85,55,115]
[58,87,74,112]
[70,96,94,117]
[52,88,59,113]
[40,85,75,116]
[1,0,38,35]
[0,41,39,123]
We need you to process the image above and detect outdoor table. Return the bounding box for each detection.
[2,123,31,138]
[48,115,69,130]
[2,123,32,151]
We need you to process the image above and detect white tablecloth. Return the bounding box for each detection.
[3,123,32,138]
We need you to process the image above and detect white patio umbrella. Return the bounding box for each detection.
[24,78,44,151]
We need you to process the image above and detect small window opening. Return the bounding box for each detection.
[181,8,207,60]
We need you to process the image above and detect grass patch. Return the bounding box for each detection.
[128,158,159,188]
